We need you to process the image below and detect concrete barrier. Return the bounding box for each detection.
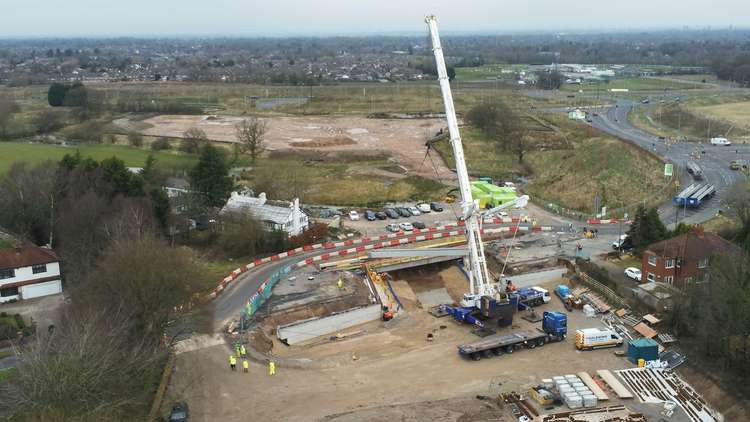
[276,305,382,345]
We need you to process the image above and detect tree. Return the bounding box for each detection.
[189,145,233,208]
[47,83,67,106]
[151,137,171,151]
[725,180,750,250]
[465,101,528,163]
[62,83,88,107]
[0,97,20,139]
[127,131,144,147]
[34,110,65,134]
[0,162,57,245]
[234,117,267,163]
[180,127,208,153]
[627,205,667,252]
[252,161,312,201]
[536,70,564,90]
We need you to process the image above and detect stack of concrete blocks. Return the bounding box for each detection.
[558,374,597,409]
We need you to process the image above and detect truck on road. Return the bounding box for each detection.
[458,311,567,360]
[574,328,624,350]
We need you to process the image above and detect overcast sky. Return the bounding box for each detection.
[1,0,748,37]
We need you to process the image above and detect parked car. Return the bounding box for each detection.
[375,211,388,220]
[397,208,411,217]
[385,223,401,233]
[363,210,375,221]
[399,222,414,231]
[169,402,189,422]
[624,267,642,282]
[416,203,431,213]
[412,221,426,229]
[430,202,444,212]
[349,210,360,221]
[407,206,421,216]
[384,208,399,219]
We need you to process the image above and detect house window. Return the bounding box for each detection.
[32,264,47,274]
[648,255,657,266]
[647,272,655,282]
[0,286,18,297]
[698,258,709,268]
[664,275,674,284]
[0,269,15,280]
[665,259,674,269]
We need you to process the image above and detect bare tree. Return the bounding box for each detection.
[0,97,20,138]
[180,127,208,153]
[466,101,528,163]
[235,117,267,163]
[725,180,750,248]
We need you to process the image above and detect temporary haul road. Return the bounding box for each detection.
[211,220,625,327]
[591,100,747,226]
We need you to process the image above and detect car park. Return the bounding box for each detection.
[364,210,376,221]
[407,206,421,216]
[397,208,411,217]
[399,222,414,231]
[375,211,388,220]
[349,210,360,221]
[417,203,431,213]
[385,208,399,219]
[386,223,400,232]
[412,221,426,229]
[624,267,642,282]
[430,203,444,212]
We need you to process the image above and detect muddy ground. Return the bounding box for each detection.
[170,274,653,422]
[117,115,451,180]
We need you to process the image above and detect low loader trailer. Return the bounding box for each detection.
[458,311,567,360]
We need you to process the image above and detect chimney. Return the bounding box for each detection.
[14,247,22,255]
[692,225,705,238]
[258,192,267,205]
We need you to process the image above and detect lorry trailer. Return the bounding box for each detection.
[458,311,567,360]
[673,184,701,206]
[687,184,715,208]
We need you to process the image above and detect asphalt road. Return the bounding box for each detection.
[590,100,748,226]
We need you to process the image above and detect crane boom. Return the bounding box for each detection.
[425,15,492,305]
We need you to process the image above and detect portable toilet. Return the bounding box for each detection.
[627,338,659,364]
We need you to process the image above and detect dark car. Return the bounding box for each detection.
[364,210,376,221]
[430,203,444,212]
[384,208,399,219]
[170,402,189,422]
[375,211,388,220]
[412,221,427,230]
[397,207,411,217]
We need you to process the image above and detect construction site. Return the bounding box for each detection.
[167,17,741,422]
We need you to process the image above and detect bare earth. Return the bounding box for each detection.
[121,115,451,180]
[170,278,634,422]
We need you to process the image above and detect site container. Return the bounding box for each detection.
[627,338,659,364]
[582,394,598,408]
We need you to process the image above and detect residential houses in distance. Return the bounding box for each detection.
[0,245,63,303]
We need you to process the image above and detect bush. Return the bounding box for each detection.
[127,132,144,147]
[151,137,171,151]
[13,314,24,330]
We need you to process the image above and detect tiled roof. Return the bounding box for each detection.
[645,230,740,261]
[0,246,59,270]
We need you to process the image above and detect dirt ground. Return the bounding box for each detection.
[170,278,643,422]
[119,115,451,180]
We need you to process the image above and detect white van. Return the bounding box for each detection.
[575,328,623,350]
[710,137,731,146]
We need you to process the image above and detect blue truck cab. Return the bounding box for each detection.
[542,311,567,341]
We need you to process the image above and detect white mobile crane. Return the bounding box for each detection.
[425,15,500,308]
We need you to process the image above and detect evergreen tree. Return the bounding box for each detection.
[189,145,233,209]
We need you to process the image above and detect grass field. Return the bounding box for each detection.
[694,101,750,130]
[434,114,668,213]
[0,142,199,175]
[454,64,524,82]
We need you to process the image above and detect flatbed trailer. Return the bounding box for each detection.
[458,311,567,360]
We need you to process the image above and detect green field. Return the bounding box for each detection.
[0,142,199,175]
[454,64,525,82]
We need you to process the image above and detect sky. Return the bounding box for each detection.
[1,0,748,37]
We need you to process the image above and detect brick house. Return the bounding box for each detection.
[641,228,740,289]
[0,246,62,302]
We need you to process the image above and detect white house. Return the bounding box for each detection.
[0,246,62,302]
[222,191,309,236]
